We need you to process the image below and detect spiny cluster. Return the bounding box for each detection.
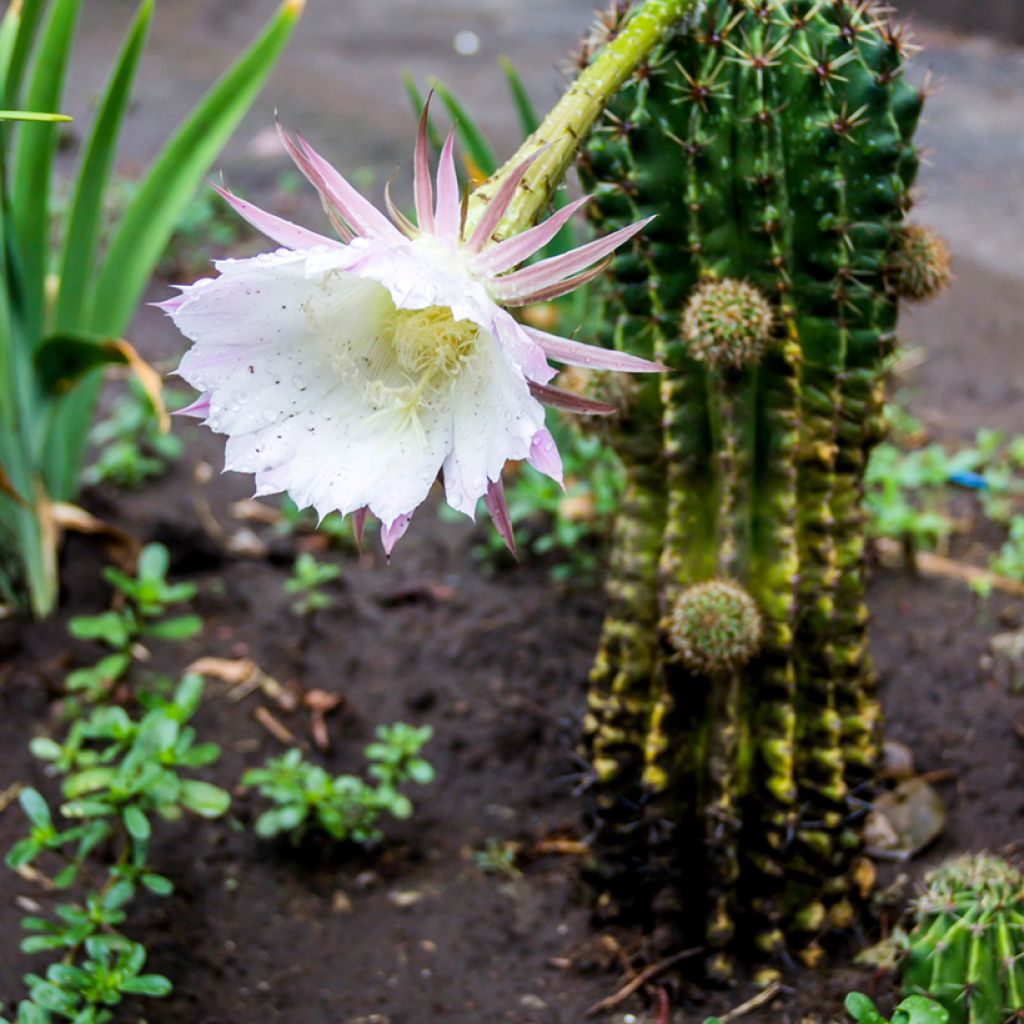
[666,580,763,675]
[916,852,1023,911]
[892,223,952,301]
[681,278,774,370]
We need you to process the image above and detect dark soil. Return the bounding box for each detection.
[2,267,1023,1024]
[3,9,1023,1019]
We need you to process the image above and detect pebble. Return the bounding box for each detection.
[865,777,946,858]
[331,890,354,915]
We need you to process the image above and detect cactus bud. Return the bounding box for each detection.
[892,223,952,301]
[680,278,774,371]
[666,580,762,675]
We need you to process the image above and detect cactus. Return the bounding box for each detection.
[901,854,1024,1024]
[577,0,947,972]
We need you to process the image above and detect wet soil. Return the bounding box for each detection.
[0,291,1022,1024]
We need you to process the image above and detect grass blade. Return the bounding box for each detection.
[10,0,81,337]
[45,0,302,501]
[55,0,152,331]
[499,56,539,137]
[401,73,443,152]
[2,0,45,109]
[0,109,70,122]
[432,81,497,181]
[89,0,303,336]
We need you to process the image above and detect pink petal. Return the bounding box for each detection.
[152,292,188,314]
[484,477,517,557]
[276,121,355,242]
[277,120,401,242]
[525,326,664,373]
[465,147,548,254]
[210,184,341,251]
[414,101,435,234]
[434,128,460,241]
[528,428,563,487]
[381,513,413,558]
[174,394,211,419]
[490,217,653,303]
[528,381,616,416]
[497,257,614,307]
[472,195,589,275]
[351,507,369,550]
[296,131,405,242]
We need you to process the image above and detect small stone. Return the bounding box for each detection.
[519,994,548,1011]
[353,870,380,891]
[225,527,268,558]
[331,891,353,915]
[989,628,1024,691]
[865,778,946,859]
[387,889,422,909]
[880,739,915,780]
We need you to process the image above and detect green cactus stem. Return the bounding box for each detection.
[578,0,941,971]
[902,854,1024,1024]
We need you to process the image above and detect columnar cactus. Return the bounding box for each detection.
[578,0,944,974]
[902,855,1024,1024]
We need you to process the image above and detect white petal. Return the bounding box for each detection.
[441,334,545,517]
[171,249,450,525]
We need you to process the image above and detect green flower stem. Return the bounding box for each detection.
[467,0,701,238]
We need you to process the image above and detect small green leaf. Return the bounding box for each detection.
[52,864,78,889]
[845,993,885,1024]
[141,872,174,897]
[255,803,306,838]
[123,805,150,841]
[120,974,172,997]
[63,766,116,799]
[19,788,52,828]
[179,780,231,818]
[5,837,41,868]
[142,614,203,640]
[28,737,63,761]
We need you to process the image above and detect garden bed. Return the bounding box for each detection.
[1,295,1021,1022]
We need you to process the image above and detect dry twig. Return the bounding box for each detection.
[585,947,703,1017]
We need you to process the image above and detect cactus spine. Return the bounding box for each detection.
[578,0,941,972]
[902,855,1024,1024]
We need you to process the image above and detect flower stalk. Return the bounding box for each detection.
[468,0,703,239]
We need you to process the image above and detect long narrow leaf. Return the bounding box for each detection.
[1,0,45,110]
[10,0,81,337]
[45,0,302,501]
[55,0,152,331]
[433,80,497,180]
[500,56,539,137]
[0,109,70,122]
[89,0,303,336]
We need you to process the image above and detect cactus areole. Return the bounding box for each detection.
[578,0,945,977]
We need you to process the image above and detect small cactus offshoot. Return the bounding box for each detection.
[901,853,1024,1024]
[666,580,762,675]
[892,224,952,301]
[681,278,774,370]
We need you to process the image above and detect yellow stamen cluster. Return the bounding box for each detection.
[363,306,481,444]
[387,306,479,379]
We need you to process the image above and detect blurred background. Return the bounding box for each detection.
[62,0,1022,436]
